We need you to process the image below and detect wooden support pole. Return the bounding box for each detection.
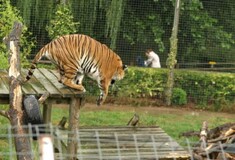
[67,97,82,160]
[4,21,32,160]
[43,100,52,124]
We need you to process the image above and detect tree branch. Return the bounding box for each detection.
[38,92,50,104]
[0,110,10,119]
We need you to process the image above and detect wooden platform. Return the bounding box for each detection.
[0,68,84,123]
[0,68,84,99]
[55,126,190,160]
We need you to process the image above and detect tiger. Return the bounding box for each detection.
[25,34,127,105]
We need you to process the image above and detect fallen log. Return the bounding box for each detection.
[181,122,235,139]
[181,122,235,160]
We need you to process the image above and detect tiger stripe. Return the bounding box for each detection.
[25,34,127,105]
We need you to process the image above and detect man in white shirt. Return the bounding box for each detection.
[144,49,161,68]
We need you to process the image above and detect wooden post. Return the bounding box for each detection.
[43,100,52,124]
[67,97,82,160]
[165,0,181,106]
[3,22,32,160]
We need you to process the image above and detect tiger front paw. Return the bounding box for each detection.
[96,96,103,106]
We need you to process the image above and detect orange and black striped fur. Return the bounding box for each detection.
[25,34,127,105]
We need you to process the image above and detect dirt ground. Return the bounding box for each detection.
[80,102,235,120]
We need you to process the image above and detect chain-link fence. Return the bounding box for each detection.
[0,124,234,160]
[0,0,233,107]
[6,0,234,71]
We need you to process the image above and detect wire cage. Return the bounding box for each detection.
[0,124,234,160]
[4,0,234,71]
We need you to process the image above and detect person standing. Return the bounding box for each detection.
[144,49,161,68]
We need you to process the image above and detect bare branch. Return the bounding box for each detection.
[0,110,10,119]
[38,92,50,104]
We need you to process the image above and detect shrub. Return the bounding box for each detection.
[107,67,234,109]
[171,88,187,105]
[46,3,79,40]
[0,0,36,68]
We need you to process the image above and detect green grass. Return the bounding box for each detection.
[0,104,234,159]
[50,105,233,141]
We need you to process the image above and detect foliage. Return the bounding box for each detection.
[171,88,187,105]
[82,67,234,110]
[106,67,235,110]
[46,3,79,40]
[121,0,165,53]
[0,54,8,69]
[71,0,99,36]
[179,0,234,63]
[0,0,36,67]
[174,70,235,108]
[105,0,126,50]
[115,67,166,98]
[10,0,235,65]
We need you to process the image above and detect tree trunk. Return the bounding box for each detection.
[165,0,181,106]
[4,21,32,160]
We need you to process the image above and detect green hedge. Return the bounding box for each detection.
[100,67,234,109]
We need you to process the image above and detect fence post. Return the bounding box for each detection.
[3,21,32,160]
[165,0,181,106]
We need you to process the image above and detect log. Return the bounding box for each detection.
[4,21,32,160]
[199,121,208,149]
[180,122,235,140]
[182,122,235,160]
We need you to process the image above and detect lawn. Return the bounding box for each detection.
[0,102,234,159]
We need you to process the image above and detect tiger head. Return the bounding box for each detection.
[112,64,127,83]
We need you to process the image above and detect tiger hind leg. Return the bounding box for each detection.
[74,73,84,85]
[58,68,65,83]
[60,71,85,92]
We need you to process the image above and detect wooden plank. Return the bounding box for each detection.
[0,71,9,103]
[49,70,85,96]
[21,69,47,96]
[0,69,36,96]
[19,71,37,95]
[21,83,37,96]
[0,70,8,77]
[38,68,73,98]
[55,126,190,160]
[76,151,189,160]
[0,77,9,97]
[0,75,10,91]
[33,69,61,98]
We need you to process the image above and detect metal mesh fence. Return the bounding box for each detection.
[0,124,234,160]
[8,0,235,70]
[2,0,233,108]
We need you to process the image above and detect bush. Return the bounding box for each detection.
[105,67,235,109]
[0,0,36,68]
[46,3,79,39]
[171,88,187,105]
